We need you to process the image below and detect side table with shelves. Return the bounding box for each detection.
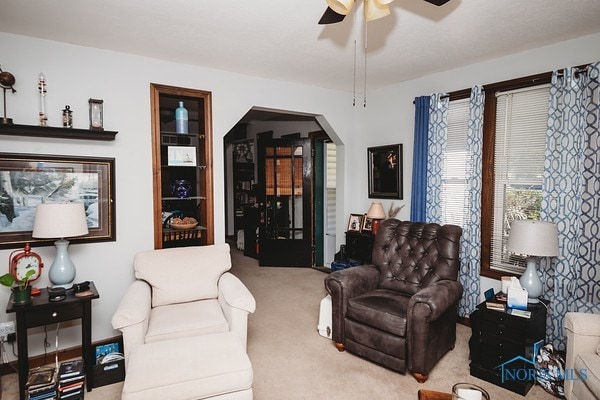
[344,231,374,264]
[469,298,547,395]
[5,282,100,400]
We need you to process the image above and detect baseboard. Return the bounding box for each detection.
[0,335,123,376]
[457,315,471,327]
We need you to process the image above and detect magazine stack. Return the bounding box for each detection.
[26,367,57,400]
[57,359,85,399]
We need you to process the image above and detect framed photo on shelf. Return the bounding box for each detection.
[362,216,373,232]
[368,144,403,199]
[347,213,364,233]
[0,153,116,249]
[167,146,197,166]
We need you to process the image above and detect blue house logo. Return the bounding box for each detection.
[495,341,543,383]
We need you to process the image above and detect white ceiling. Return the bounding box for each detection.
[2,0,600,92]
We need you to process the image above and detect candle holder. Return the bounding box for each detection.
[0,66,16,125]
[88,98,104,131]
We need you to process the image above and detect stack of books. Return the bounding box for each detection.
[57,359,85,399]
[26,367,57,400]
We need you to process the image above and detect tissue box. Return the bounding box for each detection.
[507,287,528,310]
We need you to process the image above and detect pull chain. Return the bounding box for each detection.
[353,40,357,107]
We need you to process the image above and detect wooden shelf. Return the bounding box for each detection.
[0,123,118,141]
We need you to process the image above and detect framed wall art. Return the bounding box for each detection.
[0,153,116,249]
[367,144,403,199]
[347,213,364,233]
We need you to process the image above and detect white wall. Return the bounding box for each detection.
[1,30,599,359]
[365,32,600,301]
[0,32,354,360]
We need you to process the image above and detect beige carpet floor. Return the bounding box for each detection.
[0,244,557,399]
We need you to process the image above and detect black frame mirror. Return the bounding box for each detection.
[367,144,403,199]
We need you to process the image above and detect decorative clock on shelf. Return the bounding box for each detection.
[9,243,44,295]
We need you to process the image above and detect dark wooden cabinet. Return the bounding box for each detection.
[469,299,546,395]
[345,231,374,264]
[150,84,214,248]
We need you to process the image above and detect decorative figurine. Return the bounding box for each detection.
[62,105,73,128]
[38,73,47,126]
[0,65,17,125]
[88,98,103,130]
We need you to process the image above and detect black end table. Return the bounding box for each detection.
[6,282,99,400]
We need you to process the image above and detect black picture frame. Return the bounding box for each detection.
[368,144,403,199]
[0,153,116,249]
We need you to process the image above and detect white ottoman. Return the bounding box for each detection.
[122,332,253,400]
[317,295,332,339]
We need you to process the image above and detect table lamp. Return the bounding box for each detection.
[32,203,89,288]
[367,202,386,235]
[506,220,558,303]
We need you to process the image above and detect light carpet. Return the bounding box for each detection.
[0,244,556,399]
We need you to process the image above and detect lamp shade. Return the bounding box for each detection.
[367,202,386,219]
[32,203,89,239]
[365,0,391,21]
[506,220,558,257]
[327,0,354,15]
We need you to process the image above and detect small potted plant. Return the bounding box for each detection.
[0,269,36,304]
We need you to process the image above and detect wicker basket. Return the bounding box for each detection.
[163,228,202,243]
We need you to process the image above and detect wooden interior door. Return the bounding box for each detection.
[257,136,313,267]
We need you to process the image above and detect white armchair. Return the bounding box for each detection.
[564,312,600,400]
[111,244,256,368]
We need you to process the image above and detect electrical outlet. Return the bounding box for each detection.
[0,321,15,337]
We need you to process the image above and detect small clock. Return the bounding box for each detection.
[9,243,43,283]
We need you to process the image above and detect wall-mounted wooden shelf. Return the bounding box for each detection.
[0,124,118,141]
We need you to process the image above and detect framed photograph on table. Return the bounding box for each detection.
[347,213,364,233]
[362,216,373,232]
[0,153,116,249]
[368,144,403,199]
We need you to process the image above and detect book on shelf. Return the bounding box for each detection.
[58,359,84,379]
[508,308,532,318]
[26,367,56,390]
[485,302,506,311]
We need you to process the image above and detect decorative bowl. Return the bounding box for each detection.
[169,222,198,230]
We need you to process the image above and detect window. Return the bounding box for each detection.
[443,72,553,278]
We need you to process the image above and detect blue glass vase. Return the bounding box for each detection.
[171,180,192,198]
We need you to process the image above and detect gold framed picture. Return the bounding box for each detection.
[347,213,364,233]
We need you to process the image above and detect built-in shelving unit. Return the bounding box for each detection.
[150,83,214,249]
[0,123,118,141]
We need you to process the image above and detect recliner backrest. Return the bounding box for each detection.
[371,219,462,295]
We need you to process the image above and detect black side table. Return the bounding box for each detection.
[6,282,99,400]
[345,231,374,264]
[469,298,547,395]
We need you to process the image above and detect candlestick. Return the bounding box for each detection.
[38,73,47,126]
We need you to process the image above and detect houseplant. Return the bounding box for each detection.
[0,269,35,304]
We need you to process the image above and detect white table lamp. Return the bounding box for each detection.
[32,203,89,288]
[506,220,558,303]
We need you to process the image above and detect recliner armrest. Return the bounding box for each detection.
[409,280,463,321]
[218,272,256,313]
[111,280,152,330]
[325,264,380,299]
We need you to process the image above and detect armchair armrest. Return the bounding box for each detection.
[111,280,152,365]
[407,280,463,376]
[564,312,600,398]
[218,272,256,349]
[324,265,380,343]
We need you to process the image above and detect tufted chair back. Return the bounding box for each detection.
[372,219,462,296]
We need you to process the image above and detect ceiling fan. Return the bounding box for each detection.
[319,0,451,24]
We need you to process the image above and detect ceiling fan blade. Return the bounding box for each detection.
[318,7,346,24]
[423,0,450,5]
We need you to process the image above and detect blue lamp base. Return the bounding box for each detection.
[49,239,76,289]
[519,256,543,303]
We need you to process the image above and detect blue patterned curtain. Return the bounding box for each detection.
[458,86,485,317]
[425,94,449,223]
[540,62,600,349]
[410,96,431,222]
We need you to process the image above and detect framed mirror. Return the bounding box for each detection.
[367,144,403,199]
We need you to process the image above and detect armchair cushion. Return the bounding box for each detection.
[145,299,229,343]
[134,244,231,307]
[347,289,410,337]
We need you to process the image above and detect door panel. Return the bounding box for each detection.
[258,137,312,267]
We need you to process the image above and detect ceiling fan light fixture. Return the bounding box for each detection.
[365,0,391,21]
[326,0,355,15]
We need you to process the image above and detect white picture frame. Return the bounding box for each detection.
[167,146,197,166]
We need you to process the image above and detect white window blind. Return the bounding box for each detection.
[326,143,336,235]
[442,98,470,227]
[490,84,550,273]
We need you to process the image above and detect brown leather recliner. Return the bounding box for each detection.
[325,219,463,383]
